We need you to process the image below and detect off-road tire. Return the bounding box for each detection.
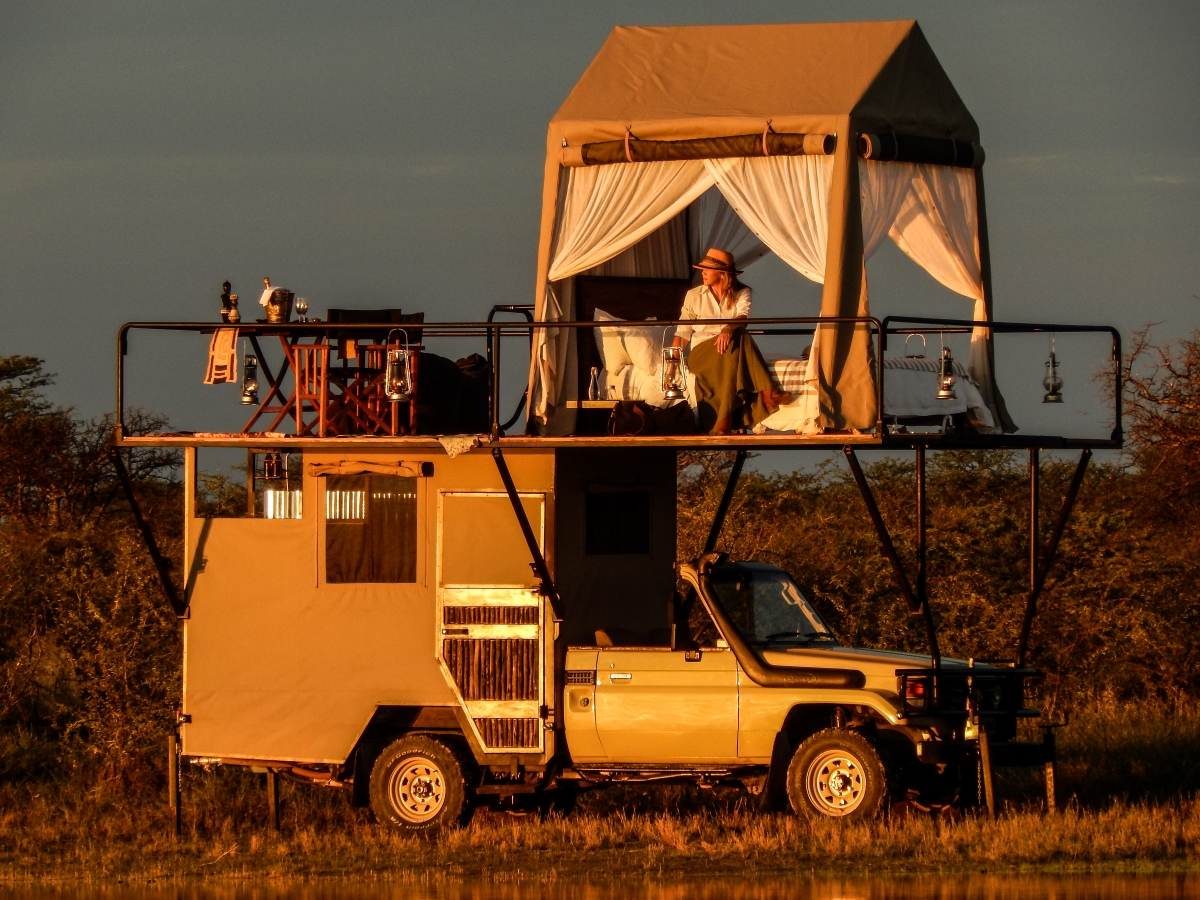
[786,728,888,822]
[369,735,473,833]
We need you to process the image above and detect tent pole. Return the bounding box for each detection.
[815,120,871,432]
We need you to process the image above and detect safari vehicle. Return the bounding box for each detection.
[112,21,1121,832]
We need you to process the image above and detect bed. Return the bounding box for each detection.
[577,278,996,435]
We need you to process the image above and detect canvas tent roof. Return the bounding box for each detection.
[530,21,1012,436]
[548,21,977,149]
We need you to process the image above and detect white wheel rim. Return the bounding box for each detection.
[806,748,867,816]
[388,755,446,823]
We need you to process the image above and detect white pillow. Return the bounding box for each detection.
[592,308,670,378]
[593,309,633,373]
[621,320,672,377]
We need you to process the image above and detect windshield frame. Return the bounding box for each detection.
[703,562,838,647]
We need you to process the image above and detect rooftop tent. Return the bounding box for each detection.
[529,20,1015,435]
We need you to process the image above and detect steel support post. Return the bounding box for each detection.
[167,732,181,839]
[112,448,187,617]
[490,324,502,439]
[844,447,940,667]
[916,446,927,612]
[1017,449,1091,666]
[704,450,748,554]
[491,447,562,618]
[246,449,256,517]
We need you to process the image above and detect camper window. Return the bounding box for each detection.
[584,491,650,555]
[193,449,303,518]
[325,475,417,583]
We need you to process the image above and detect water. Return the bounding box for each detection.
[2,875,1197,899]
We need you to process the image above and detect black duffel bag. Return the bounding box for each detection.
[608,400,696,436]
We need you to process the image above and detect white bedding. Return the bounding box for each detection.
[596,356,994,434]
[753,356,995,434]
[591,310,995,434]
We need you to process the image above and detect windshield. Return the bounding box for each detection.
[706,564,835,645]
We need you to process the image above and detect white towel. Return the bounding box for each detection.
[204,328,239,384]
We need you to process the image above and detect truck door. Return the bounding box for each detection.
[436,491,548,755]
[592,647,739,762]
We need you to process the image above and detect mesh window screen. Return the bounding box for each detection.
[325,475,417,583]
[584,491,650,555]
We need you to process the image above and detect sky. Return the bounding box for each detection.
[0,0,1197,448]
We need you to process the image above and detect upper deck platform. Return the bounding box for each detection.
[114,314,1123,454]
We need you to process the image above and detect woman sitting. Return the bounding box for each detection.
[672,248,790,435]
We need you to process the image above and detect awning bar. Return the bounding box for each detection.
[561,132,984,169]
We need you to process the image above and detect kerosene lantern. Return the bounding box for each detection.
[240,354,260,405]
[1043,336,1064,403]
[661,345,687,401]
[936,346,958,401]
[385,329,414,402]
[260,452,302,519]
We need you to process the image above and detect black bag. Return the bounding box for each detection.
[608,400,696,436]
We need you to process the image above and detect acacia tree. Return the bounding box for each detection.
[1123,327,1200,512]
[0,356,182,786]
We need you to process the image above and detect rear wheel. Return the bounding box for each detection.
[786,728,888,822]
[369,735,473,833]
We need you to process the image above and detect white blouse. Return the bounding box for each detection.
[675,284,752,349]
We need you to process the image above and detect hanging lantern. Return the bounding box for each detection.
[1043,340,1064,403]
[260,452,302,519]
[905,333,927,358]
[936,347,957,401]
[661,346,687,401]
[240,355,259,405]
[384,329,413,402]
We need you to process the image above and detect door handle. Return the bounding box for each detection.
[609,673,632,681]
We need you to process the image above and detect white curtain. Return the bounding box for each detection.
[547,160,714,281]
[887,164,993,402]
[703,155,834,284]
[859,160,916,259]
[704,155,835,395]
[533,160,714,426]
[687,186,770,271]
[584,214,691,278]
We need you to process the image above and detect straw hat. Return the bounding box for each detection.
[693,247,742,275]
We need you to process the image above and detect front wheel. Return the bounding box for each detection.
[786,728,888,822]
[369,735,473,833]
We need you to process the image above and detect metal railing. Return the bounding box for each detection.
[881,316,1123,442]
[116,313,1122,443]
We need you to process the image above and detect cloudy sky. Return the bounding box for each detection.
[1,0,1196,440]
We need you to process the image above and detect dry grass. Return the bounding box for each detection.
[1,777,1198,887]
[2,699,1199,887]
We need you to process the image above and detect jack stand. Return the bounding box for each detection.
[167,732,182,839]
[978,729,995,817]
[267,770,280,831]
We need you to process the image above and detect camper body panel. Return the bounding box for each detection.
[180,447,556,765]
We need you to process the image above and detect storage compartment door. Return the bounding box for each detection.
[437,491,547,754]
